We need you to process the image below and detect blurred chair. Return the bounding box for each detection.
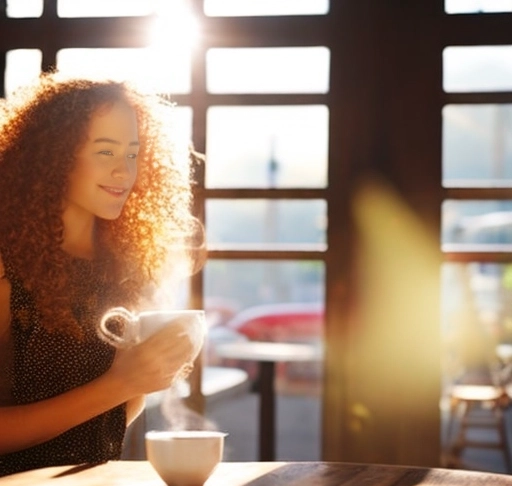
[444,366,512,472]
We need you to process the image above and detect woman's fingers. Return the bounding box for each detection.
[111,327,198,396]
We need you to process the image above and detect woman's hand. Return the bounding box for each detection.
[108,323,196,397]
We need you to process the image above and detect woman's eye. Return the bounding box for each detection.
[127,153,138,160]
[99,150,113,156]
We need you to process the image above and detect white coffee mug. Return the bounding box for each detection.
[145,430,227,486]
[98,307,206,358]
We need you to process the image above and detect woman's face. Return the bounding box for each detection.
[64,101,139,222]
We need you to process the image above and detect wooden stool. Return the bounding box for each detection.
[445,384,512,472]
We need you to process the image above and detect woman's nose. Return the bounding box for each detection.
[112,156,133,179]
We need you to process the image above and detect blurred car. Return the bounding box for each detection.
[212,302,324,394]
[224,301,323,342]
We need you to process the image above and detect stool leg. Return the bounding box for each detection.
[445,397,458,447]
[496,407,512,473]
[453,401,471,457]
[445,398,466,467]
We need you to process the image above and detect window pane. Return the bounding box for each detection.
[442,200,512,251]
[204,260,324,320]
[440,261,512,459]
[57,48,191,94]
[443,46,512,93]
[442,104,512,187]
[445,0,512,14]
[207,47,330,94]
[4,50,42,96]
[441,262,511,381]
[206,106,328,188]
[204,259,325,366]
[206,199,327,247]
[57,0,154,17]
[6,0,43,17]
[204,259,324,460]
[204,0,329,16]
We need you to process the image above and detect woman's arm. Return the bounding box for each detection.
[0,254,195,454]
[126,395,145,426]
[0,325,194,455]
[0,365,133,454]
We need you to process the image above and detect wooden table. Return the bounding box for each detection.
[215,341,322,461]
[2,460,512,485]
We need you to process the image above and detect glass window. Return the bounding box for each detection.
[57,0,155,17]
[445,0,512,14]
[56,48,191,94]
[443,46,512,93]
[206,199,327,247]
[442,200,512,251]
[442,104,512,187]
[207,47,330,94]
[204,260,325,316]
[204,259,324,459]
[4,49,42,96]
[204,0,329,16]
[204,258,325,369]
[441,262,511,383]
[6,0,43,17]
[206,105,328,188]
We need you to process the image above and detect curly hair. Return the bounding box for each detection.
[0,72,205,338]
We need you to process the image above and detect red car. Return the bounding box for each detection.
[217,302,324,394]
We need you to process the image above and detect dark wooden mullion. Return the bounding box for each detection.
[0,17,153,49]
[444,188,512,199]
[443,92,512,104]
[444,252,512,263]
[207,249,326,260]
[170,93,328,107]
[201,15,329,48]
[198,188,326,199]
[442,12,512,46]
[0,15,328,50]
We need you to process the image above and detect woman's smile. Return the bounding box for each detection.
[99,185,129,197]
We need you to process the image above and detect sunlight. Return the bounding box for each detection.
[6,0,42,17]
[445,0,512,13]
[204,0,329,16]
[57,0,153,17]
[207,47,330,94]
[149,0,199,52]
[4,0,199,95]
[144,0,199,92]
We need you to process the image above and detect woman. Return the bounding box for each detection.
[0,72,204,476]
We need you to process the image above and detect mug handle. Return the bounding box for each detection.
[98,307,138,348]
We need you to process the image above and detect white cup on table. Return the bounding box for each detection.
[145,430,227,486]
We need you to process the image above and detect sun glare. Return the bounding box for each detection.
[150,0,199,51]
[145,0,199,91]
[4,0,200,95]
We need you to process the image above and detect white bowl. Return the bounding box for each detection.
[145,430,227,486]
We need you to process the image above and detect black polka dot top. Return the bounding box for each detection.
[0,250,126,477]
